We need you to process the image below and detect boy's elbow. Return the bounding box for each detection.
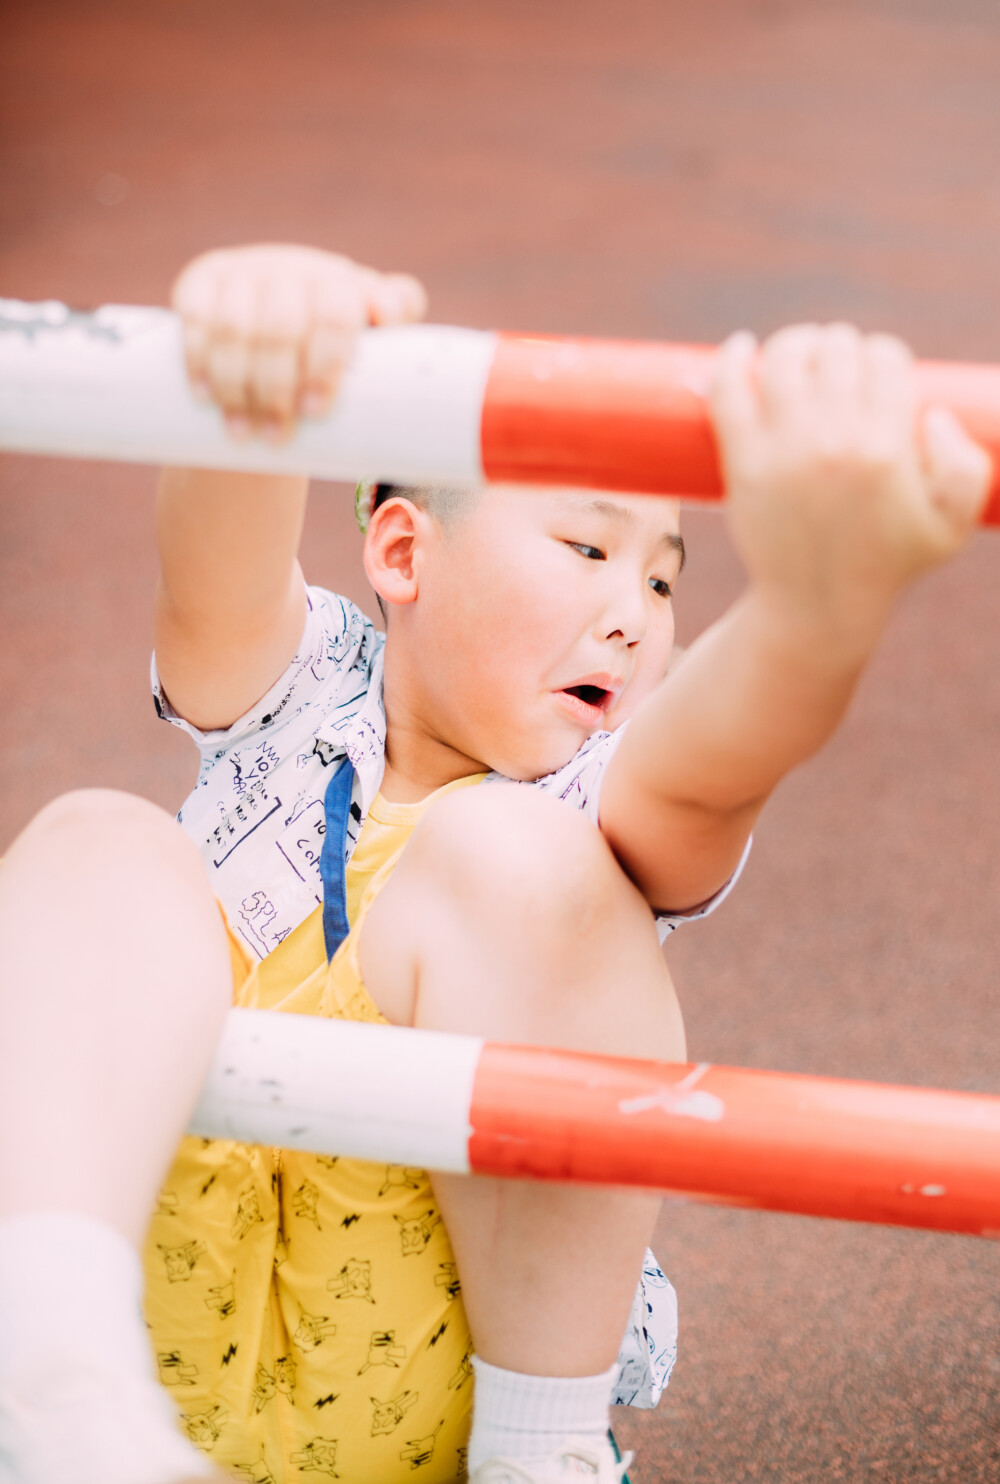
[601,792,756,918]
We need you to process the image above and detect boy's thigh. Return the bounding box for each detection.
[361,785,684,1060]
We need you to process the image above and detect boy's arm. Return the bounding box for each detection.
[599,325,991,914]
[153,245,426,731]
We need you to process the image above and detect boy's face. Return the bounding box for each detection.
[379,484,683,783]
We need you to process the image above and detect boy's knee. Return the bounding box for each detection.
[18,789,199,877]
[28,788,174,842]
[403,786,680,1056]
[413,785,640,935]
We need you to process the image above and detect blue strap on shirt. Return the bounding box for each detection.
[319,758,356,961]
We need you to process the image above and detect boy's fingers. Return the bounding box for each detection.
[365,271,429,326]
[250,342,302,437]
[302,326,358,415]
[256,274,311,346]
[813,323,863,433]
[708,332,759,454]
[172,258,223,395]
[249,278,312,433]
[921,405,993,534]
[181,320,211,398]
[299,272,366,414]
[863,333,914,454]
[171,252,223,319]
[203,273,260,430]
[759,324,819,426]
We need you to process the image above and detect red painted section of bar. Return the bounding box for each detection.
[481,335,1000,523]
[467,1044,1000,1236]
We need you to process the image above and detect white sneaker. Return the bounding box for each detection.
[470,1436,633,1484]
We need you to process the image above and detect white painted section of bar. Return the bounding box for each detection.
[0,300,495,485]
[189,1007,481,1171]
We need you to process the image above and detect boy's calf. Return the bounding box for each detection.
[358,783,684,1381]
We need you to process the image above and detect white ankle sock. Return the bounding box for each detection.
[0,1211,215,1484]
[467,1356,618,1471]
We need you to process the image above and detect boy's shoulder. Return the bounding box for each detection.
[152,585,386,962]
[153,585,383,757]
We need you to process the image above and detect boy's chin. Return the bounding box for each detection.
[485,732,597,784]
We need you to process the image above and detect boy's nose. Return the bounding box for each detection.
[601,587,647,648]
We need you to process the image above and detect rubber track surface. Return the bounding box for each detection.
[2,3,999,1479]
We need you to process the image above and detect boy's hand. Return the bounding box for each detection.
[710,324,992,649]
[171,245,427,441]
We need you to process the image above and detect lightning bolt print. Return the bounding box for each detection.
[427,1322,448,1347]
[221,1343,238,1366]
[314,1393,339,1410]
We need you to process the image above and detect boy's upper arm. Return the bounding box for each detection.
[154,561,308,733]
[598,736,757,917]
[153,466,311,732]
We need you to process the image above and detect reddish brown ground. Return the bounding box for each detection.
[3,2,1000,1478]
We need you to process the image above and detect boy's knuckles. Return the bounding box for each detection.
[368,272,428,326]
[306,324,357,382]
[314,274,368,330]
[250,343,300,412]
[205,339,252,411]
[865,332,912,371]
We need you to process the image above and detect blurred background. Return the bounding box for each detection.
[3,1,1000,1478]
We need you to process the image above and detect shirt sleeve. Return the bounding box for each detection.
[150,588,381,839]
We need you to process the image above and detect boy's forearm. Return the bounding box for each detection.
[634,588,883,812]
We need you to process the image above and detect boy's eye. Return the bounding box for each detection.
[568,543,605,561]
[649,577,673,599]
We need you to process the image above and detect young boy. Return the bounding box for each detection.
[0,243,989,1484]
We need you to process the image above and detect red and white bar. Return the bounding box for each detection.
[3,299,1000,521]
[190,1008,1000,1238]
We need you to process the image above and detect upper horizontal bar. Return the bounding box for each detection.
[3,299,1000,521]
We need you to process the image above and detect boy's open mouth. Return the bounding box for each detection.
[563,683,611,709]
[554,677,622,726]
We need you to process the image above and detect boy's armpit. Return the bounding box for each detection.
[598,753,757,920]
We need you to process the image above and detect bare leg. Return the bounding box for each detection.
[0,789,232,1483]
[0,788,232,1239]
[359,785,685,1379]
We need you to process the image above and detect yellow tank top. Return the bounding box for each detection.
[143,772,486,1484]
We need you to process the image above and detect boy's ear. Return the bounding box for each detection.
[363,497,431,608]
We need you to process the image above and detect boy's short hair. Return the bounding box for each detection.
[356,482,475,534]
[358,483,477,623]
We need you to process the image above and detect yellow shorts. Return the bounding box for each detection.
[143,902,473,1483]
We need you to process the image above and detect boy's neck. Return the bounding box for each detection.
[379,749,488,804]
[379,718,490,804]
[378,631,494,803]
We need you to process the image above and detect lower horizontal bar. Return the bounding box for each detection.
[190,1010,1000,1237]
